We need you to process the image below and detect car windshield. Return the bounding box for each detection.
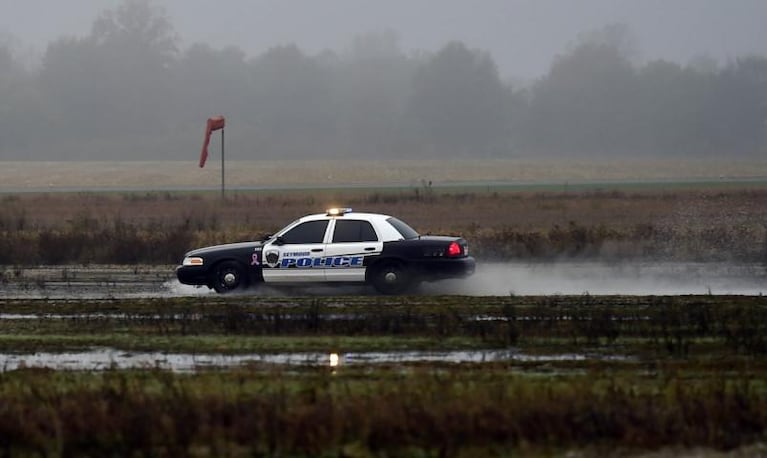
[386,217,419,239]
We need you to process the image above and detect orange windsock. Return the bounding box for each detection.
[199,116,226,168]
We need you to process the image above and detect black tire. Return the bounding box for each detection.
[370,261,413,295]
[210,261,249,294]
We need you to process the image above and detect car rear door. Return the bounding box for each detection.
[324,218,383,282]
[261,219,329,283]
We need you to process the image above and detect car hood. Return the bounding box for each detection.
[186,241,264,257]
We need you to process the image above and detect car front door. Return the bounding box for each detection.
[261,219,329,283]
[324,219,383,282]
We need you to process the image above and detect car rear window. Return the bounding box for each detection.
[386,217,419,240]
[332,220,378,243]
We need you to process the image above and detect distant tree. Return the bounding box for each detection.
[334,31,417,157]
[0,44,18,153]
[708,56,767,154]
[249,45,336,157]
[524,26,637,155]
[91,0,177,66]
[575,23,639,63]
[633,60,717,155]
[687,55,719,74]
[409,41,513,156]
[0,43,41,157]
[38,0,177,158]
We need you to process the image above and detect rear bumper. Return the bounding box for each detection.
[176,265,209,286]
[414,256,476,281]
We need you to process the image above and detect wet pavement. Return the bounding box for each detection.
[1,262,765,298]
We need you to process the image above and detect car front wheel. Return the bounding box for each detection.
[370,262,413,295]
[210,261,249,294]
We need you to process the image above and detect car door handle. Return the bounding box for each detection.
[364,247,376,251]
[311,248,324,252]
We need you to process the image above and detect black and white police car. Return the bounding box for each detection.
[176,208,475,294]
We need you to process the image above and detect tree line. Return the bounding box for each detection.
[1,1,765,160]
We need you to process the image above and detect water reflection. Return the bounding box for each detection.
[0,348,627,372]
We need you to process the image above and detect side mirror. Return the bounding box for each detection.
[273,236,285,246]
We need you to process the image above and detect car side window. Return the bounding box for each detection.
[281,220,329,244]
[332,220,378,243]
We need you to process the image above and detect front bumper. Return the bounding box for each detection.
[176,265,209,286]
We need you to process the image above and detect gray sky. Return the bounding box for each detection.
[2,0,767,78]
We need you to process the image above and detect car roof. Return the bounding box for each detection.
[277,211,411,242]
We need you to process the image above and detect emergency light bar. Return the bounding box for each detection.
[326,207,353,216]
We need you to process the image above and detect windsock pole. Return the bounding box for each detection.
[221,127,225,199]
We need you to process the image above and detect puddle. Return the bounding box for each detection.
[0,312,359,322]
[0,313,206,321]
[0,348,625,372]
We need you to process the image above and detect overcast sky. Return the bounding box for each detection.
[2,0,767,79]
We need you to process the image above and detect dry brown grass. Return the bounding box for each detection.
[1,187,766,264]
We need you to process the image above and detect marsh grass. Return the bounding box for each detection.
[1,188,766,264]
[0,367,765,456]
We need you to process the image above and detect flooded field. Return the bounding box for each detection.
[2,261,765,299]
[1,259,765,455]
[0,285,765,455]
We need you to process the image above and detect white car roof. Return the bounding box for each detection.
[285,211,407,242]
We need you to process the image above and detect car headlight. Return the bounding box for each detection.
[182,256,204,266]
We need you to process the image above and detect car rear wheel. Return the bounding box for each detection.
[210,261,249,294]
[371,262,413,295]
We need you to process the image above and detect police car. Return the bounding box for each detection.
[176,208,475,294]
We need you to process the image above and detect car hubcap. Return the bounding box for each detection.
[384,271,398,283]
[223,272,237,286]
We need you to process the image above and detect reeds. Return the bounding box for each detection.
[0,368,764,456]
[1,188,766,265]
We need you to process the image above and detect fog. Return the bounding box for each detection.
[5,0,767,79]
[1,0,766,160]
[432,262,767,296]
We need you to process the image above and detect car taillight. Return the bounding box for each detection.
[447,241,462,257]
